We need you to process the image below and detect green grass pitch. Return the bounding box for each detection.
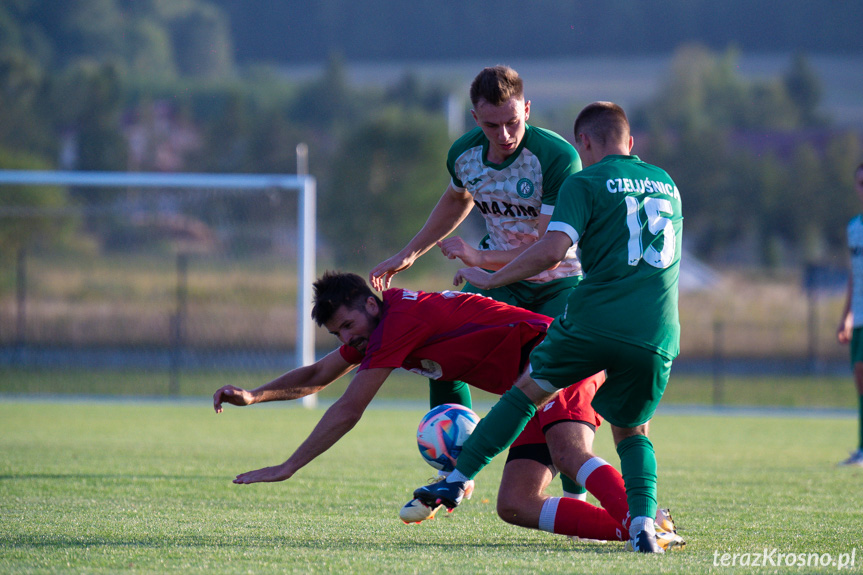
[1,400,861,574]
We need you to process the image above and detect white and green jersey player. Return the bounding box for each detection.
[448,123,583,297]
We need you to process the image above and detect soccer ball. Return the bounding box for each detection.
[416,403,480,472]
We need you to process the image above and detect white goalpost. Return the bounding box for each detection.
[0,166,318,407]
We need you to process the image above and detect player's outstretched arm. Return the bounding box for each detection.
[454,230,573,290]
[213,350,356,413]
[370,185,473,290]
[232,367,393,484]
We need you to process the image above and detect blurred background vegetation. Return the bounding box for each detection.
[1,0,862,271]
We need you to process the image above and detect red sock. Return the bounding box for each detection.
[580,459,631,531]
[544,497,625,541]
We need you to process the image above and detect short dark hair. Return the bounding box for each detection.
[311,271,381,326]
[573,101,630,147]
[469,65,524,107]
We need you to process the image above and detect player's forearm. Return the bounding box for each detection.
[281,401,363,475]
[250,360,342,403]
[484,255,557,287]
[473,244,531,271]
[484,235,569,288]
[404,190,473,258]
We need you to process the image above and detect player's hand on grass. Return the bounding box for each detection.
[437,237,482,267]
[370,255,414,291]
[233,463,292,484]
[213,385,255,413]
[453,267,494,289]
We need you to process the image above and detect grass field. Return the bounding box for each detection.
[2,400,861,574]
[1,368,859,410]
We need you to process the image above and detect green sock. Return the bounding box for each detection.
[429,379,472,410]
[616,434,658,521]
[560,474,586,496]
[456,386,537,479]
[858,395,863,451]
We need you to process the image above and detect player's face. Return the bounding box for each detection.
[471,97,530,164]
[324,299,380,354]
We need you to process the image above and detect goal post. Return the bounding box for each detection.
[0,168,318,407]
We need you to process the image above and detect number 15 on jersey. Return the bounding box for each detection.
[625,195,678,269]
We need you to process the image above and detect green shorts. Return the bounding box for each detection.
[851,327,863,365]
[528,317,672,428]
[462,275,580,317]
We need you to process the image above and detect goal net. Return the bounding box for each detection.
[0,170,317,404]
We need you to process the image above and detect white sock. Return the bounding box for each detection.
[446,469,469,483]
[629,516,655,539]
[576,456,610,486]
[538,497,560,533]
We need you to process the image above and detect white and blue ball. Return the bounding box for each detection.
[416,403,480,472]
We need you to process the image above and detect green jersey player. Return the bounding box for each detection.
[414,101,683,554]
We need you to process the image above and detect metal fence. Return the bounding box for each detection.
[0,169,853,403]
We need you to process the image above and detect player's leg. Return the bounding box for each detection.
[541,372,629,530]
[413,370,553,509]
[840,328,863,465]
[612,424,660,552]
[497,454,626,542]
[839,361,863,465]
[524,276,591,499]
[400,385,474,524]
[855,360,863,455]
[428,379,472,409]
[496,415,556,528]
[591,343,672,554]
[497,412,623,541]
[413,312,592,510]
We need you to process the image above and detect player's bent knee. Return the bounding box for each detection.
[496,497,532,527]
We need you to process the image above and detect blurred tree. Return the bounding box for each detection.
[38,0,127,68]
[782,52,823,127]
[639,45,808,132]
[54,62,128,173]
[631,44,857,266]
[169,3,234,78]
[821,132,863,251]
[199,92,251,172]
[0,49,53,159]
[124,17,178,79]
[291,52,361,130]
[0,148,75,256]
[322,107,450,267]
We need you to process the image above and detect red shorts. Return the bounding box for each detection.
[510,371,605,448]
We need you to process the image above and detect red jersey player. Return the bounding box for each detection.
[213,272,682,548]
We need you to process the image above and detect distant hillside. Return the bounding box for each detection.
[213,0,863,64]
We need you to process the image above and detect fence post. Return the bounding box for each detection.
[712,320,724,406]
[807,287,818,373]
[15,247,27,365]
[169,253,188,396]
